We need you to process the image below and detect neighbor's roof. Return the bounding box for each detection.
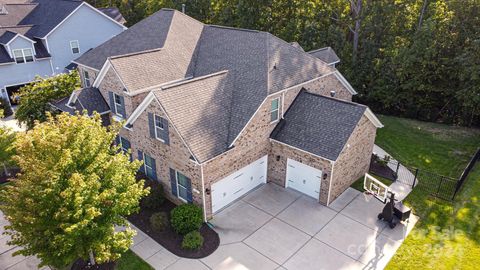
[50,87,110,116]
[98,7,126,24]
[271,91,367,161]
[308,47,340,65]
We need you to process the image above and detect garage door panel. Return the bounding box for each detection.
[212,155,268,213]
[286,159,321,199]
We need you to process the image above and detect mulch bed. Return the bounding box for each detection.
[127,180,219,259]
[71,259,116,270]
[369,159,397,181]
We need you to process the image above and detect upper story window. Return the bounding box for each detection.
[154,114,165,141]
[113,93,123,117]
[83,70,91,87]
[270,97,280,122]
[12,48,33,64]
[70,40,80,54]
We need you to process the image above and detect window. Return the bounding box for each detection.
[270,97,280,122]
[70,40,80,54]
[176,171,189,202]
[12,48,34,64]
[154,114,165,141]
[83,70,91,87]
[118,136,132,160]
[113,93,123,117]
[143,153,156,180]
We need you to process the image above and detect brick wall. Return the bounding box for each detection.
[269,141,333,205]
[328,115,377,204]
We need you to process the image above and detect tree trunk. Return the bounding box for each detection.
[89,250,96,265]
[350,0,362,63]
[2,163,9,177]
[418,0,428,30]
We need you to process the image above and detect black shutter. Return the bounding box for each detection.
[137,150,144,173]
[170,168,178,197]
[148,113,155,138]
[186,177,193,203]
[150,156,157,181]
[115,135,120,145]
[108,91,115,113]
[119,95,126,118]
[161,117,169,145]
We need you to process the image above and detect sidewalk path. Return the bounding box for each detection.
[373,145,415,201]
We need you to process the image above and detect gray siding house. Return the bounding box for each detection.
[0,0,126,107]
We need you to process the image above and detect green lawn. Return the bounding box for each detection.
[116,250,153,270]
[375,115,480,269]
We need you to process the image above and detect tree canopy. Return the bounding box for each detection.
[0,126,15,176]
[0,112,149,268]
[14,71,80,129]
[89,0,480,126]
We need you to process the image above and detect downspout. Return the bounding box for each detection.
[200,163,207,222]
[326,160,335,205]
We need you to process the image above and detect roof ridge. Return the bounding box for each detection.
[301,90,367,108]
[109,48,162,60]
[0,24,34,28]
[308,47,331,54]
[160,70,229,90]
[168,8,206,25]
[207,24,259,33]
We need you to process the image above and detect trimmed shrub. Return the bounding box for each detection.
[181,231,204,250]
[170,204,203,235]
[149,212,169,231]
[141,184,165,210]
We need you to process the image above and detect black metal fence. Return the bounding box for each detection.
[369,155,460,201]
[452,148,480,199]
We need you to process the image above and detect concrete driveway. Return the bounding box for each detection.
[205,183,417,270]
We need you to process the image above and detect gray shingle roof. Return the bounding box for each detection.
[308,47,340,65]
[50,87,110,116]
[271,90,366,161]
[74,9,175,70]
[98,7,125,24]
[153,71,233,162]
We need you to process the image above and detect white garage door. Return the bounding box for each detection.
[212,155,268,213]
[286,158,322,199]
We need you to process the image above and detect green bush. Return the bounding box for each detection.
[181,231,204,250]
[0,97,12,118]
[141,184,165,210]
[149,212,169,231]
[170,204,203,235]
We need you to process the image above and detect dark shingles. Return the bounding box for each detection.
[33,37,50,58]
[74,9,174,70]
[98,7,125,24]
[308,47,340,65]
[50,87,109,116]
[0,45,13,63]
[271,91,366,161]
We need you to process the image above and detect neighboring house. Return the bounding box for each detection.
[57,9,383,220]
[0,0,126,107]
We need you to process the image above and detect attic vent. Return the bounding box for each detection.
[0,5,8,15]
[330,90,336,97]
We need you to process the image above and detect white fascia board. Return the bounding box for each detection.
[333,71,357,95]
[364,107,384,128]
[92,60,112,88]
[125,91,155,126]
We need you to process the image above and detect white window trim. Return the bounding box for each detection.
[70,40,80,54]
[270,97,280,123]
[143,152,154,177]
[153,114,165,142]
[175,170,188,203]
[12,48,34,64]
[83,70,91,87]
[119,137,129,153]
[113,93,123,118]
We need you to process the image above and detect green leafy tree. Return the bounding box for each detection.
[0,126,15,176]
[0,112,149,268]
[14,71,80,129]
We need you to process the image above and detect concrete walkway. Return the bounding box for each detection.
[129,184,418,270]
[373,145,415,201]
[0,107,26,132]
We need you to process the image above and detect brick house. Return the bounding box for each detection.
[54,9,383,220]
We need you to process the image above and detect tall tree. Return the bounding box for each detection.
[0,127,15,176]
[0,113,149,268]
